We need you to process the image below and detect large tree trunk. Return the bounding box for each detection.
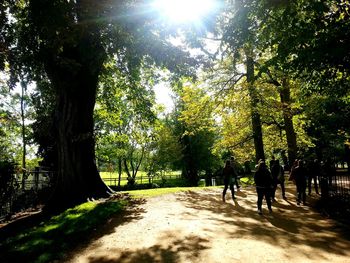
[245,50,265,162]
[280,78,297,165]
[45,34,112,211]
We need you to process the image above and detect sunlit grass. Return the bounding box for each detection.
[240,175,254,185]
[100,170,182,186]
[0,200,127,263]
[124,186,220,198]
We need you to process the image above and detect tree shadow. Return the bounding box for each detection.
[87,234,210,263]
[174,186,350,260]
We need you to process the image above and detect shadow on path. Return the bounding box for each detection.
[87,234,210,263]
[174,186,350,261]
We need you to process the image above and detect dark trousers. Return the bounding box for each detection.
[256,187,272,210]
[272,181,286,199]
[308,175,319,194]
[223,183,235,200]
[296,183,306,204]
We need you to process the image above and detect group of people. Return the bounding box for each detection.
[221,156,336,215]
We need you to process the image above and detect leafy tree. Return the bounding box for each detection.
[95,58,159,186]
[31,79,57,169]
[0,76,35,166]
[257,0,350,94]
[146,120,183,176]
[255,0,350,163]
[170,81,220,185]
[2,0,195,210]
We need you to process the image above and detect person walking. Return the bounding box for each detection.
[229,156,240,189]
[222,160,236,202]
[308,159,320,195]
[290,160,307,205]
[254,160,273,214]
[271,159,286,200]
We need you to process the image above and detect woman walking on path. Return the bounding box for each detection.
[254,160,273,214]
[222,160,236,202]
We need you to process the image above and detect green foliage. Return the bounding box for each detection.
[0,200,127,263]
[169,81,221,184]
[302,92,350,159]
[95,58,159,182]
[30,79,57,168]
[257,0,350,94]
[0,77,37,165]
[145,121,183,174]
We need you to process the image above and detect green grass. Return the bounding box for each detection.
[100,171,182,187]
[124,186,219,198]
[239,175,255,186]
[0,200,127,263]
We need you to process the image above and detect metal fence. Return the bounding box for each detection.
[102,173,182,187]
[326,169,350,201]
[0,168,54,221]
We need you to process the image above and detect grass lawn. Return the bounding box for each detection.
[123,186,220,198]
[100,171,182,186]
[0,200,127,263]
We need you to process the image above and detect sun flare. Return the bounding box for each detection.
[152,0,217,24]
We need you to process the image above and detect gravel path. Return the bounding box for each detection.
[67,185,350,263]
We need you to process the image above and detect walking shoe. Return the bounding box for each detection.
[232,196,236,200]
[222,196,225,202]
[258,209,262,215]
[268,208,273,213]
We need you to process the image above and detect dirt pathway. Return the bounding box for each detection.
[67,185,350,263]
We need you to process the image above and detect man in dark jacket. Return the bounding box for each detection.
[254,160,273,214]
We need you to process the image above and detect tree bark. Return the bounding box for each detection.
[280,78,297,165]
[245,50,265,162]
[44,33,112,211]
[20,81,27,189]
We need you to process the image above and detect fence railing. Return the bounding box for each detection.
[327,169,350,201]
[0,169,54,221]
[102,173,182,187]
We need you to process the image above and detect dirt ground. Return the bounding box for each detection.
[66,184,350,263]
